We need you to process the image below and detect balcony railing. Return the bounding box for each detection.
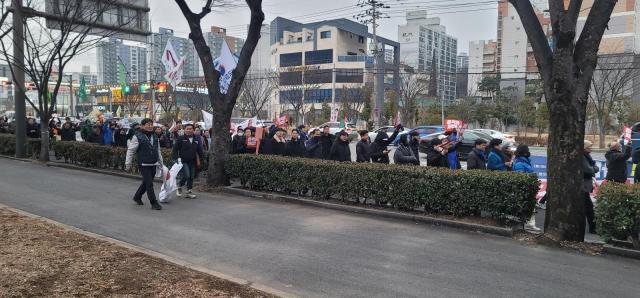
[338,55,374,64]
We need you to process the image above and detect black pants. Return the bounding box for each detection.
[134,166,157,204]
[584,192,596,231]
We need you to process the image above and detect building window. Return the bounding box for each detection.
[320,31,332,39]
[280,89,303,104]
[305,69,333,84]
[280,71,302,86]
[335,88,364,102]
[280,52,303,67]
[304,89,333,103]
[358,36,364,44]
[305,49,333,65]
[336,69,364,83]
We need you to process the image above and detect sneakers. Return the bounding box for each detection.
[132,197,144,206]
[525,216,542,232]
[176,187,183,197]
[151,202,163,210]
[186,189,197,199]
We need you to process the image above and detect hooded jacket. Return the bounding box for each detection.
[369,130,400,164]
[266,135,287,156]
[487,149,508,171]
[605,145,632,183]
[425,145,449,168]
[330,137,351,162]
[320,133,335,159]
[513,156,534,173]
[59,125,77,141]
[394,143,419,165]
[172,134,205,163]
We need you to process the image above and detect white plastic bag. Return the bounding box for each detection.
[159,162,183,203]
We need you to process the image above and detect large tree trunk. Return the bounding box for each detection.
[598,118,606,149]
[39,115,50,162]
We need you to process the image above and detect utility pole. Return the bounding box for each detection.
[68,74,74,117]
[356,0,389,129]
[12,0,26,158]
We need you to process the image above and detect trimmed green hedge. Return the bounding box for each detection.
[596,183,640,249]
[53,141,173,171]
[226,154,539,222]
[0,134,42,158]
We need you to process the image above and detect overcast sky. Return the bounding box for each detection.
[69,0,499,73]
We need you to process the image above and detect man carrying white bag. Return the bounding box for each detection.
[159,160,183,203]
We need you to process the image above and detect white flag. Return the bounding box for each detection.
[164,58,185,88]
[213,40,238,94]
[162,41,180,72]
[202,110,213,129]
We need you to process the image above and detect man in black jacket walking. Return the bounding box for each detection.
[370,125,402,164]
[356,130,371,163]
[330,131,351,162]
[125,118,164,210]
[605,141,632,183]
[286,130,306,157]
[394,134,419,165]
[173,124,204,198]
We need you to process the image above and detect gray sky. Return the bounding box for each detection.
[69,0,498,73]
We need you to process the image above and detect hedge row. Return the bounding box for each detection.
[596,183,640,249]
[53,141,174,171]
[0,134,42,158]
[226,154,539,222]
[515,136,547,146]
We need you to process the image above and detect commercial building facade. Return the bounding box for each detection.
[270,17,399,122]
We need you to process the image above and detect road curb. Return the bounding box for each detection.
[0,154,34,162]
[221,186,518,238]
[0,202,293,298]
[602,244,640,260]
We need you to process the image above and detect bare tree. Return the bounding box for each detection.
[398,69,428,127]
[337,86,366,123]
[174,0,264,186]
[589,54,640,148]
[0,0,127,161]
[156,92,175,115]
[0,0,11,39]
[124,94,146,117]
[278,80,322,125]
[509,0,618,242]
[236,72,275,118]
[182,90,212,114]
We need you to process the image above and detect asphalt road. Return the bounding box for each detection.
[0,158,638,298]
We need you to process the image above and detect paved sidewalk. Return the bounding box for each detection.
[0,158,638,298]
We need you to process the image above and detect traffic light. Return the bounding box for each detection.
[124,85,130,94]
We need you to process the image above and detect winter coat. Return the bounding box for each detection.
[583,153,599,193]
[394,144,419,165]
[513,156,534,173]
[356,139,371,163]
[59,126,77,141]
[466,148,487,170]
[330,138,351,162]
[305,137,324,159]
[114,129,129,147]
[634,147,640,182]
[605,146,632,183]
[86,132,104,144]
[487,150,507,171]
[369,130,400,164]
[425,146,449,168]
[266,137,287,156]
[172,135,204,163]
[446,134,462,169]
[101,122,113,145]
[410,139,420,160]
[26,122,39,138]
[285,139,306,157]
[231,135,246,154]
[320,134,335,160]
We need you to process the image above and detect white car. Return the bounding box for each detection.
[472,129,516,143]
[368,126,409,141]
[313,122,356,135]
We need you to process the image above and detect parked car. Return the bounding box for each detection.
[472,129,516,143]
[391,125,444,145]
[313,122,357,138]
[368,126,410,142]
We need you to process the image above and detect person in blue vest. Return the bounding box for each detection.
[125,118,164,211]
[444,128,463,169]
[487,138,512,171]
[97,114,113,146]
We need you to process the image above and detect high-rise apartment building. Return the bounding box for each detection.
[149,27,200,82]
[249,24,272,73]
[97,38,148,85]
[456,53,469,98]
[398,10,458,101]
[205,26,246,60]
[467,40,498,97]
